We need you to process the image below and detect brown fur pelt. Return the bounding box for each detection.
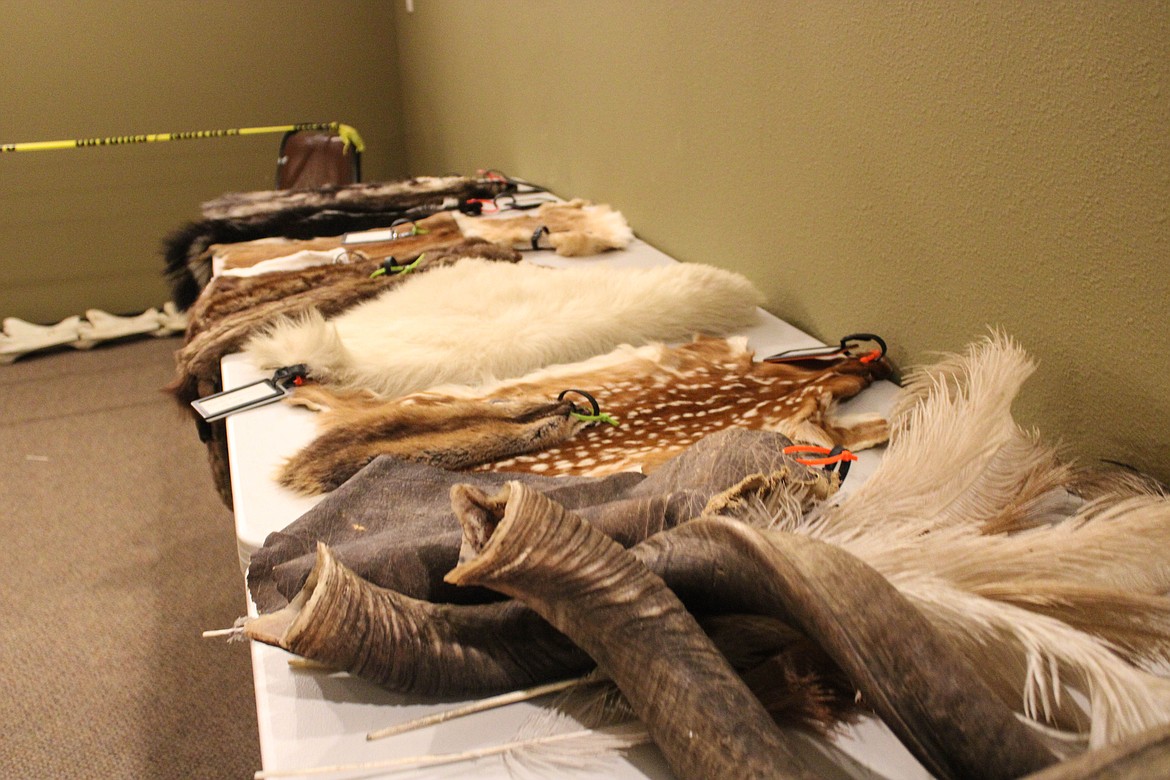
[213,198,634,274]
[278,396,592,495]
[167,240,522,508]
[162,176,507,309]
[279,336,890,494]
[453,198,634,255]
[201,176,488,220]
[212,211,461,272]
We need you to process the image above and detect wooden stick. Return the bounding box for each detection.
[366,674,597,741]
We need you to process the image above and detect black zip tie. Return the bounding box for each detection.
[764,333,887,363]
[494,193,546,211]
[557,388,600,417]
[841,333,887,360]
[272,364,309,388]
[825,444,852,484]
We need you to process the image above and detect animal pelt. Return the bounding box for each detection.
[279,337,889,494]
[186,242,517,340]
[212,199,635,276]
[453,199,634,256]
[246,427,821,612]
[244,258,765,399]
[168,241,521,408]
[200,176,486,220]
[212,211,462,273]
[162,176,507,309]
[280,395,592,493]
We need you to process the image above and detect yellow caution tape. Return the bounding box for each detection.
[1,122,365,154]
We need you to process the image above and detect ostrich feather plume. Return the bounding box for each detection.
[752,331,1170,750]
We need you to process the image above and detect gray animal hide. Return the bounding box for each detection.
[201,176,487,220]
[247,427,828,613]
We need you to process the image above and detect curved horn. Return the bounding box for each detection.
[446,481,826,780]
[245,541,591,695]
[245,540,857,737]
[447,482,1057,780]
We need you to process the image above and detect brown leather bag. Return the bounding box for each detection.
[275,130,361,190]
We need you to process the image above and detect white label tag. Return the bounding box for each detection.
[191,379,288,422]
[343,228,398,245]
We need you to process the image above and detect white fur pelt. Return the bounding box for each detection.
[245,258,764,398]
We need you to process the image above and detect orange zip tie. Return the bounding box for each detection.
[477,169,509,182]
[465,198,500,213]
[782,445,858,468]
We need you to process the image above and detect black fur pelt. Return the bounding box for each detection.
[162,177,509,309]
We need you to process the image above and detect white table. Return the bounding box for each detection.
[221,234,926,779]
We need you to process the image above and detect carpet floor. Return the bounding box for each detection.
[0,336,261,778]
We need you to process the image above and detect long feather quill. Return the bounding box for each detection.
[895,575,1170,747]
[749,331,1170,750]
[510,676,885,780]
[807,332,1038,544]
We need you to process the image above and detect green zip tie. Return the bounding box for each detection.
[571,411,620,426]
[370,254,424,278]
[396,255,423,274]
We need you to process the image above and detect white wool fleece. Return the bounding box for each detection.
[245,258,764,398]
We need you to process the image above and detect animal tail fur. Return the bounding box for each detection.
[243,309,359,389]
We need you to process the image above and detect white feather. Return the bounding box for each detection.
[808,331,1039,545]
[894,576,1170,748]
[744,330,1170,750]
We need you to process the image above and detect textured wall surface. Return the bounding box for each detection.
[392,1,1170,482]
[2,2,1167,483]
[0,1,404,322]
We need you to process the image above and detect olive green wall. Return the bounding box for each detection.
[392,1,1170,482]
[3,3,1168,483]
[0,1,404,323]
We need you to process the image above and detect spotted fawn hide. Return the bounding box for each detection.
[279,337,890,495]
[244,258,766,400]
[162,176,507,308]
